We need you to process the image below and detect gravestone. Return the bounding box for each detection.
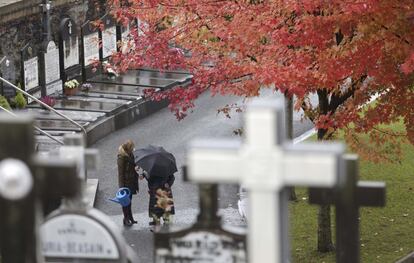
[136,17,146,37]
[81,20,100,81]
[41,208,134,263]
[0,114,80,263]
[117,20,135,54]
[0,56,17,98]
[100,13,117,61]
[186,96,345,263]
[21,42,41,104]
[59,17,81,82]
[155,183,247,263]
[40,134,138,263]
[308,154,386,263]
[39,40,62,97]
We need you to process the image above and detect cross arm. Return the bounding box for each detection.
[187,139,242,184]
[283,142,345,187]
[356,181,386,206]
[309,181,386,207]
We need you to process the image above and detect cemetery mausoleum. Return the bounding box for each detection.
[0,0,103,91]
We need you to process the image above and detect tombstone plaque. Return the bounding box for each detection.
[0,56,17,98]
[59,17,81,82]
[41,212,120,260]
[117,21,135,54]
[21,42,41,103]
[81,20,100,81]
[40,40,62,96]
[82,21,100,67]
[100,14,117,60]
[136,17,146,37]
[155,184,247,263]
[40,207,137,263]
[44,41,61,84]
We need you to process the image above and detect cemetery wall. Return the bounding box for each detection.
[0,0,105,85]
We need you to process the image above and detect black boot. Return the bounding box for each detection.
[127,206,137,224]
[123,218,133,226]
[122,206,133,226]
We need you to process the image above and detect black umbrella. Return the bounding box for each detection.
[133,145,177,179]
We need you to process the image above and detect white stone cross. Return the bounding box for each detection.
[187,97,345,263]
[68,21,72,35]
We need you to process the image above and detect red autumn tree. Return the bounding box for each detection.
[108,0,414,252]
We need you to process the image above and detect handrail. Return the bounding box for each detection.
[0,76,87,137]
[0,105,64,145]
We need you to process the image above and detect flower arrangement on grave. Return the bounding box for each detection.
[154,189,174,224]
[63,79,80,96]
[39,96,56,110]
[80,83,93,94]
[64,79,79,89]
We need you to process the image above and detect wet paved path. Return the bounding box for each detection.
[90,90,314,262]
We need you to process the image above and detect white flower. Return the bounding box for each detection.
[64,79,80,89]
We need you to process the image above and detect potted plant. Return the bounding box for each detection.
[39,96,56,110]
[63,79,80,96]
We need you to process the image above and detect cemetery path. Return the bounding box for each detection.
[90,90,314,262]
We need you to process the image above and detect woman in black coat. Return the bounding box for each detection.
[117,140,139,226]
[146,170,175,225]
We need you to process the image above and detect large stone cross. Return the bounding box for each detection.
[187,97,345,263]
[0,114,80,263]
[309,154,386,263]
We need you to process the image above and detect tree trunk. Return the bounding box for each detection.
[317,204,335,252]
[316,89,334,252]
[284,94,297,201]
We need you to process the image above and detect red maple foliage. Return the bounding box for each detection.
[106,0,414,253]
[108,1,414,158]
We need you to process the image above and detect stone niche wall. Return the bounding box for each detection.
[0,0,107,85]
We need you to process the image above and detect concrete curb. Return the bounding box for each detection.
[85,178,99,208]
[85,98,169,146]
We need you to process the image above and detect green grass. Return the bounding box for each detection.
[290,123,414,263]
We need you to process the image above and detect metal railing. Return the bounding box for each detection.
[0,76,87,138]
[0,105,64,145]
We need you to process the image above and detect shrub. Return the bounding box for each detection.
[0,96,11,111]
[14,92,27,109]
